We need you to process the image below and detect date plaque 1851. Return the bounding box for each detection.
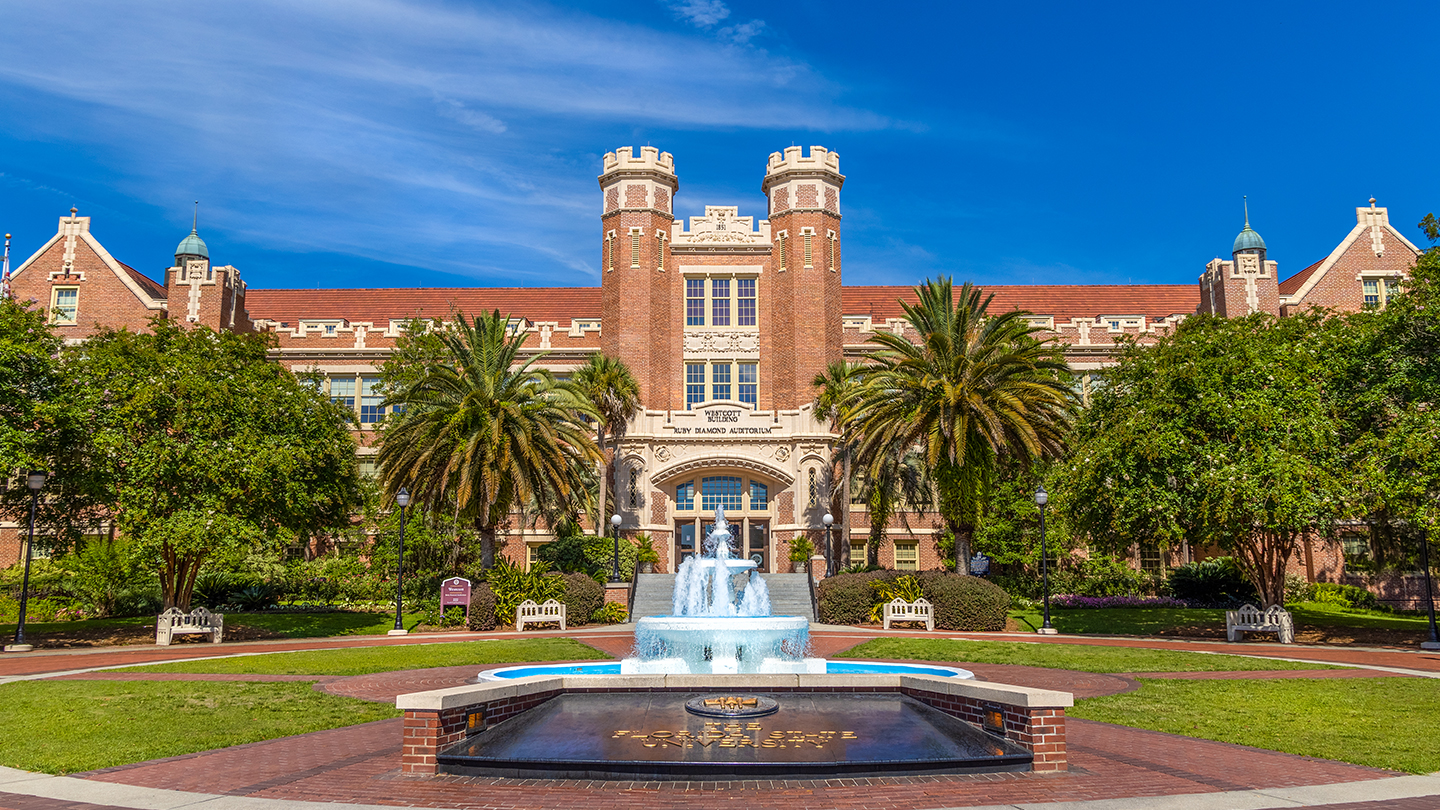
[685,694,779,718]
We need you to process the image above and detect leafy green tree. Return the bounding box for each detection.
[572,353,640,530]
[1061,312,1351,606]
[847,279,1076,564]
[64,320,362,609]
[377,311,600,570]
[851,442,931,567]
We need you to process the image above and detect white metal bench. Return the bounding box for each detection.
[156,607,224,645]
[515,599,566,632]
[883,597,934,631]
[1225,603,1293,644]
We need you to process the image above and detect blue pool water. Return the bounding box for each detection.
[480,660,972,680]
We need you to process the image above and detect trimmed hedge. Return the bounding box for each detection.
[466,582,498,631]
[559,573,605,627]
[817,570,897,625]
[818,570,1012,631]
[915,571,1011,631]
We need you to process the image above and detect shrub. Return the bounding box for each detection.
[915,572,1011,631]
[466,582,498,631]
[869,575,924,622]
[592,601,629,624]
[193,571,252,610]
[817,570,897,625]
[634,534,661,567]
[559,572,604,627]
[1311,582,1379,611]
[1284,574,1313,606]
[228,584,280,611]
[63,538,151,618]
[1167,557,1258,607]
[485,559,566,624]
[789,537,816,563]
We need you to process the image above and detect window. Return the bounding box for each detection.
[686,279,705,326]
[1362,278,1399,309]
[329,376,356,410]
[737,279,756,326]
[1139,544,1163,575]
[606,231,615,272]
[777,233,787,269]
[808,468,818,507]
[701,476,743,512]
[628,468,640,509]
[738,363,757,406]
[676,481,695,511]
[360,377,384,424]
[630,230,641,268]
[357,456,377,478]
[829,232,837,271]
[803,231,813,268]
[749,481,768,510]
[711,363,731,401]
[527,543,544,570]
[1341,532,1373,570]
[894,542,918,571]
[685,364,706,409]
[711,278,730,326]
[851,541,867,563]
[1109,320,1121,331]
[50,287,78,324]
[657,231,667,270]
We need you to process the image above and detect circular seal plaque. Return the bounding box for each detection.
[685,694,779,719]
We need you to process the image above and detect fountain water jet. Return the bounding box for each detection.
[622,508,820,674]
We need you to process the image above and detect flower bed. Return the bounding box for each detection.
[1049,595,1188,609]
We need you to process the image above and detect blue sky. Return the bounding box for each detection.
[1,1,1435,291]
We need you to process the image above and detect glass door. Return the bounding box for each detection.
[748,520,769,572]
[675,522,696,565]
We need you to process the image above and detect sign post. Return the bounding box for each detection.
[441,577,472,621]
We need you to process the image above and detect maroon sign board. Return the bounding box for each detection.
[441,577,472,618]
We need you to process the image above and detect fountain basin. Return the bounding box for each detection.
[479,660,976,680]
[626,615,813,674]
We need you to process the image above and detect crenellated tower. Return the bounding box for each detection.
[1199,198,1280,317]
[760,146,844,408]
[599,147,681,407]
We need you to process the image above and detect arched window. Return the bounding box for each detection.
[701,476,742,512]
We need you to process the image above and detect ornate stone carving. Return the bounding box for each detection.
[774,446,790,462]
[673,206,765,245]
[682,330,760,357]
[654,446,671,462]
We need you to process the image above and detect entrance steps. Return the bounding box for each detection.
[629,572,816,622]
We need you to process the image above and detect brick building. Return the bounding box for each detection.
[0,147,1424,598]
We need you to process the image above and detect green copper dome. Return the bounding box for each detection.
[1233,224,1266,253]
[175,228,209,259]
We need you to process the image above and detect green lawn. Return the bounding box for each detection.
[1073,677,1440,773]
[0,680,398,774]
[123,638,611,676]
[1007,603,1434,637]
[837,638,1337,673]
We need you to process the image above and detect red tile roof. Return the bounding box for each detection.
[842,285,1199,322]
[246,283,1201,328]
[245,287,603,327]
[119,262,167,300]
[1278,259,1324,297]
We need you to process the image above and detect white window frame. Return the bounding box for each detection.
[50,286,79,325]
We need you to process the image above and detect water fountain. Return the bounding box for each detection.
[620,508,820,674]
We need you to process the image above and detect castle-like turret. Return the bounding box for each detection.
[761,146,845,409]
[599,147,681,406]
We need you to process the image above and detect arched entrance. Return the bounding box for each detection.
[666,471,778,572]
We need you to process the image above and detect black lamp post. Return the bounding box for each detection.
[1035,484,1056,635]
[1419,528,1439,650]
[610,514,623,583]
[6,470,47,653]
[388,487,410,637]
[822,513,834,577]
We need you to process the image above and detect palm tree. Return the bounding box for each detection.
[848,278,1076,565]
[852,442,932,567]
[573,353,641,532]
[813,360,863,568]
[377,311,600,569]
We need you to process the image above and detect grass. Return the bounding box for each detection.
[122,638,611,676]
[1288,602,1435,631]
[836,637,1338,673]
[0,680,398,774]
[1072,677,1440,774]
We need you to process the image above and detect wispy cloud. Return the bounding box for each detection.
[0,0,892,285]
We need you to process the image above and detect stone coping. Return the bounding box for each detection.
[395,673,1073,711]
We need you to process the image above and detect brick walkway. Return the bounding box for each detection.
[2,626,1438,808]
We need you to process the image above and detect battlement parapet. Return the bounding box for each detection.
[764,145,841,179]
[601,146,676,178]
